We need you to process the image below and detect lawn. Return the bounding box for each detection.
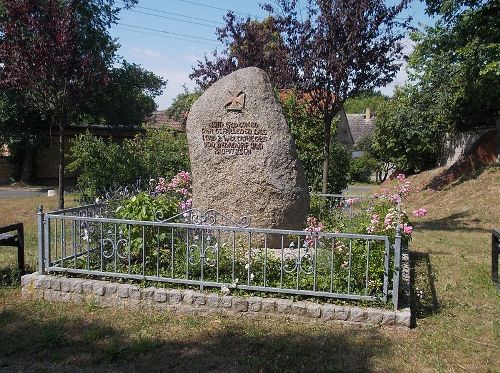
[0,167,499,372]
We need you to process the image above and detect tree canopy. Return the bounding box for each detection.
[409,0,499,129]
[190,14,295,89]
[0,0,165,206]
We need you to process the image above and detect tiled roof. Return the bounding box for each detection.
[144,111,185,131]
[346,114,375,146]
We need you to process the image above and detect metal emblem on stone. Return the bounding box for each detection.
[225,90,245,111]
[185,67,310,246]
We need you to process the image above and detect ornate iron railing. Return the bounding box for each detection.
[37,204,403,308]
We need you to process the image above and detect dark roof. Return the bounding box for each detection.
[145,111,185,131]
[346,114,375,146]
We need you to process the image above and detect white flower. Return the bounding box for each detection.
[244,263,249,270]
[82,228,89,242]
[221,285,230,295]
[250,273,254,281]
[231,278,239,288]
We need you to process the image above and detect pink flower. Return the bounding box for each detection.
[305,216,323,247]
[396,174,406,181]
[402,223,413,235]
[412,208,427,218]
[345,197,360,206]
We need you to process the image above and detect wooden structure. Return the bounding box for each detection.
[0,223,25,274]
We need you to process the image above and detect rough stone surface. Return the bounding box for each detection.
[291,301,307,316]
[396,308,412,327]
[154,289,168,303]
[276,299,293,314]
[248,297,263,312]
[186,67,309,238]
[261,298,275,313]
[232,297,248,312]
[207,293,221,308]
[305,302,322,318]
[349,307,367,323]
[221,296,233,308]
[167,289,182,304]
[381,311,396,326]
[334,306,350,321]
[21,274,413,328]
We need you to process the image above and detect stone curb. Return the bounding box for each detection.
[20,273,411,328]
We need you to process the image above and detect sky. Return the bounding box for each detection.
[110,0,435,110]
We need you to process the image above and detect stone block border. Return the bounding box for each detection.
[21,273,411,328]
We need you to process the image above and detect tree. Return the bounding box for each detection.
[0,0,137,208]
[81,61,166,127]
[190,14,296,89]
[343,91,388,114]
[409,0,499,130]
[371,85,450,173]
[265,0,410,193]
[0,90,46,181]
[165,89,202,125]
[281,91,350,192]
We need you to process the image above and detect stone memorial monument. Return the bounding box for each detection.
[186,67,309,232]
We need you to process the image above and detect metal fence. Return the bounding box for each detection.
[492,229,500,291]
[37,204,403,308]
[311,193,371,217]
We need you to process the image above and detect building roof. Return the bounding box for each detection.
[144,111,185,131]
[346,113,375,146]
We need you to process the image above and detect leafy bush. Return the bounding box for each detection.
[350,153,377,182]
[164,90,201,124]
[281,91,351,192]
[68,129,189,201]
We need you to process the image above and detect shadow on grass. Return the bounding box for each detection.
[410,252,439,322]
[0,265,32,287]
[0,301,393,372]
[413,212,489,233]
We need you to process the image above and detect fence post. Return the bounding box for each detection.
[392,226,402,309]
[492,229,499,291]
[37,205,45,274]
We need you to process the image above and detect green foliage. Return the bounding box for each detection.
[350,154,378,182]
[408,0,499,130]
[328,142,351,193]
[372,85,450,173]
[81,61,166,126]
[343,91,388,114]
[164,89,201,123]
[0,91,45,171]
[280,92,351,193]
[67,129,189,201]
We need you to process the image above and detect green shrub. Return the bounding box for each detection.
[281,92,351,193]
[350,153,377,182]
[68,129,190,201]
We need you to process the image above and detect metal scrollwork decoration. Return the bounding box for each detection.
[101,229,128,259]
[283,241,315,275]
[187,243,218,268]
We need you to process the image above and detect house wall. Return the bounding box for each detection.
[0,126,144,184]
[439,126,497,167]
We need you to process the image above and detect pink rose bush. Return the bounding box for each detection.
[153,171,192,212]
[309,173,427,241]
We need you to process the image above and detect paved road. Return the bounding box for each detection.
[0,188,49,199]
[346,184,374,195]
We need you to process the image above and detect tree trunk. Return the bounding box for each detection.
[321,116,332,193]
[20,147,34,182]
[58,122,65,209]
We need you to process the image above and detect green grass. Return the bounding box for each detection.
[1,168,499,371]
